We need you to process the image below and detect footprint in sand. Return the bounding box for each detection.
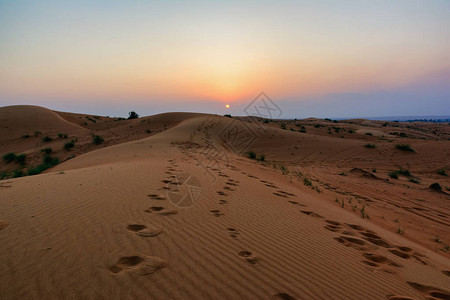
[443,270,450,277]
[362,253,403,268]
[109,255,167,276]
[273,293,296,300]
[273,192,288,198]
[0,220,9,230]
[219,200,227,205]
[210,210,224,217]
[217,191,228,196]
[145,206,178,215]
[324,220,342,232]
[344,224,393,248]
[334,236,371,251]
[127,224,162,237]
[147,194,166,200]
[227,227,239,238]
[390,247,428,265]
[406,281,450,300]
[300,210,324,218]
[386,296,415,300]
[238,251,259,265]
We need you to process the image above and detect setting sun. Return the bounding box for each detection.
[226,104,230,108]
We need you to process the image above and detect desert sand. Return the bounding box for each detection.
[1,105,449,299]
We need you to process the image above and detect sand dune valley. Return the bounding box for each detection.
[0,105,448,299]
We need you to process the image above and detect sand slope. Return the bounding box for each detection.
[1,110,450,299]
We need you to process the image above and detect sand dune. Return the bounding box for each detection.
[1,106,449,299]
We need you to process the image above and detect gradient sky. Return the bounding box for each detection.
[1,0,449,118]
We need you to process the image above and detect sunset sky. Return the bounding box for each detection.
[1,1,449,118]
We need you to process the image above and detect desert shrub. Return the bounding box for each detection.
[224,114,232,118]
[63,140,75,150]
[364,144,376,148]
[28,156,59,176]
[397,169,411,177]
[3,153,16,163]
[93,135,104,145]
[437,169,447,176]
[12,170,24,178]
[146,130,151,134]
[34,131,41,136]
[365,132,373,136]
[128,111,139,119]
[247,151,256,159]
[388,171,399,179]
[257,154,265,162]
[429,182,442,191]
[280,123,287,130]
[16,154,26,166]
[409,178,420,184]
[348,129,355,134]
[42,136,52,142]
[43,155,58,165]
[58,133,68,139]
[0,172,7,180]
[303,177,312,186]
[395,144,415,152]
[41,148,52,155]
[22,134,30,138]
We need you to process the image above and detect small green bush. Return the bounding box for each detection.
[397,169,411,177]
[247,151,256,159]
[41,148,52,155]
[437,169,447,176]
[364,144,376,149]
[22,134,30,138]
[388,171,399,179]
[28,156,59,176]
[303,177,312,186]
[63,140,75,150]
[12,170,24,178]
[3,153,16,163]
[395,144,415,152]
[93,135,104,145]
[429,182,442,191]
[16,154,26,166]
[42,136,52,142]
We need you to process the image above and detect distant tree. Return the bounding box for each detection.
[128,111,139,119]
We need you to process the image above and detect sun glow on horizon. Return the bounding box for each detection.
[0,1,449,115]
